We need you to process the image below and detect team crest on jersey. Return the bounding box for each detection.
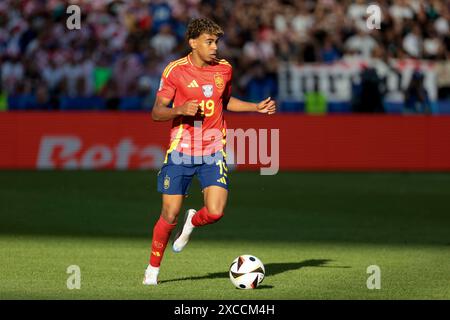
[164,175,170,189]
[202,84,214,98]
[214,73,224,90]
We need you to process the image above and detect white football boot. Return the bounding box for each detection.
[142,265,159,285]
[172,209,197,253]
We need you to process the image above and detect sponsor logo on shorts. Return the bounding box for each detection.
[164,175,170,189]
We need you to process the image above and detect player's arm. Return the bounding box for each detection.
[151,96,200,121]
[226,96,276,114]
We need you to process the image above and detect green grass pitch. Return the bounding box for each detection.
[0,171,449,299]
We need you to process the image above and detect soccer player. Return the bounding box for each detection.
[143,18,276,285]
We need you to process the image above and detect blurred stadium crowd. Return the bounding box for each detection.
[0,0,449,111]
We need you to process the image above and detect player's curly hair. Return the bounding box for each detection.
[186,18,224,40]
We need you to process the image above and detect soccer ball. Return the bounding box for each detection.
[229,255,265,289]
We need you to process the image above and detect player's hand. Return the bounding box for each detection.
[178,100,200,116]
[256,97,276,115]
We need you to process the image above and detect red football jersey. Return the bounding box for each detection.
[157,54,232,157]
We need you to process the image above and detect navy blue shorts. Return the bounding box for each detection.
[157,151,229,195]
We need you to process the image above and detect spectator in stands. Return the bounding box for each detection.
[352,67,385,113]
[34,83,52,110]
[113,40,143,97]
[320,35,341,63]
[403,25,424,58]
[1,54,24,94]
[241,61,277,103]
[345,29,378,59]
[436,52,450,100]
[243,29,275,63]
[404,70,431,114]
[150,24,177,57]
[100,78,120,111]
[42,58,63,94]
[390,0,415,22]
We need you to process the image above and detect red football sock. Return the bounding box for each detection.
[149,216,177,267]
[191,207,223,227]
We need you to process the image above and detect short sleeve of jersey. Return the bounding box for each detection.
[156,68,177,101]
[223,66,233,105]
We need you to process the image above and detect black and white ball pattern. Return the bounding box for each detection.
[229,255,265,289]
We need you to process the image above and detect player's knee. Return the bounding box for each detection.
[207,212,223,224]
[161,213,177,224]
[205,206,224,220]
[161,206,180,224]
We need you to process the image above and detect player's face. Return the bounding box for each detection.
[192,33,219,63]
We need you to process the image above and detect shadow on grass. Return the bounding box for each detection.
[160,259,350,285]
[256,285,274,289]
